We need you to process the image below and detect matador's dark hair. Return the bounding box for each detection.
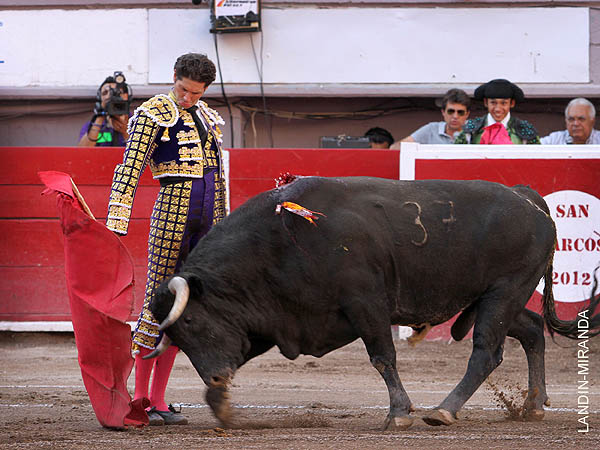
[174,53,217,87]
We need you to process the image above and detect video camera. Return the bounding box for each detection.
[96,71,132,117]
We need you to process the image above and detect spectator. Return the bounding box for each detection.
[455,79,540,145]
[395,89,470,147]
[541,98,600,145]
[78,74,130,147]
[365,127,394,149]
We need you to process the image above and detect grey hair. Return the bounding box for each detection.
[565,98,596,120]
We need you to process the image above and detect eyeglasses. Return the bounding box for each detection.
[445,108,468,116]
[566,116,588,123]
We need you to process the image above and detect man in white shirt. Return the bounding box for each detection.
[541,98,600,145]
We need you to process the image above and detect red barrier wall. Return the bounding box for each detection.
[0,147,398,323]
[2,146,596,340]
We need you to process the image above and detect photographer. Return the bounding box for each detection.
[78,73,131,147]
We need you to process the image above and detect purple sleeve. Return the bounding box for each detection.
[79,121,91,141]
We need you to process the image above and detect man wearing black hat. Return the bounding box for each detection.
[455,79,540,145]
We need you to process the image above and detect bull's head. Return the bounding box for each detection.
[146,274,247,426]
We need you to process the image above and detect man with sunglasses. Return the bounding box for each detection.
[455,79,540,145]
[398,89,470,145]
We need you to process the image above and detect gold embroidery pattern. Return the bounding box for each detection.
[149,160,204,178]
[176,128,201,145]
[213,124,224,144]
[213,171,227,225]
[107,115,159,234]
[198,103,224,143]
[108,191,134,207]
[179,145,204,161]
[202,133,219,169]
[132,181,192,353]
[199,101,225,125]
[180,110,194,122]
[106,217,128,234]
[132,94,179,130]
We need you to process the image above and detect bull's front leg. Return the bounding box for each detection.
[205,373,233,427]
[340,285,414,430]
[371,355,415,430]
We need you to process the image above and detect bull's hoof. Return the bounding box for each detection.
[206,383,232,427]
[422,408,457,426]
[382,415,414,431]
[523,394,547,421]
[522,409,545,421]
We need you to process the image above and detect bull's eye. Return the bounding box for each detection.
[184,315,192,324]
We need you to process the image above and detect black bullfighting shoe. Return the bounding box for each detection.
[146,407,165,426]
[154,404,189,425]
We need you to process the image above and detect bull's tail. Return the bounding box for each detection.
[542,253,600,339]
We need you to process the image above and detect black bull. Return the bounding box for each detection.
[149,177,600,430]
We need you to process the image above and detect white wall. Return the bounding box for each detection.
[0,7,590,88]
[0,9,148,87]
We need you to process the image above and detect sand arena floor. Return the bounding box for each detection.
[0,331,598,449]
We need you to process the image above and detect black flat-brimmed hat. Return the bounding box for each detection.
[474,79,525,103]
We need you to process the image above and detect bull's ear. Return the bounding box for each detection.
[182,272,203,297]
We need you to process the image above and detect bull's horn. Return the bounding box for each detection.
[159,276,190,331]
[141,334,171,360]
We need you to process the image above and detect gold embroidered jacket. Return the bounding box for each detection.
[106,93,226,235]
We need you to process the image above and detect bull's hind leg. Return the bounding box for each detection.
[423,297,510,426]
[507,308,549,420]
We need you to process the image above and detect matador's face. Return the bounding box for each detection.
[172,74,207,109]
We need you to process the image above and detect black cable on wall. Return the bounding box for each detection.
[213,33,235,147]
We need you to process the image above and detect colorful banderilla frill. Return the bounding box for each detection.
[275,201,326,226]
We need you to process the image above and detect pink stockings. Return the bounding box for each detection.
[134,345,179,411]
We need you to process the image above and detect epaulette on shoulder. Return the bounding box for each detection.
[198,101,225,127]
[135,94,179,128]
[512,118,539,141]
[462,116,485,134]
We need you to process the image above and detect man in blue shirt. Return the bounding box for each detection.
[397,89,470,146]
